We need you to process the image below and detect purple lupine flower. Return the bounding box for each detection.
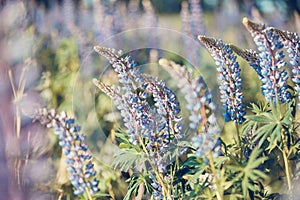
[141,78,183,172]
[198,36,246,124]
[189,0,206,37]
[62,0,75,29]
[94,46,143,91]
[142,0,159,49]
[34,108,100,196]
[180,1,201,66]
[273,28,300,109]
[230,46,262,78]
[93,47,184,174]
[181,1,192,36]
[159,59,221,158]
[93,47,185,199]
[93,80,155,145]
[93,48,187,200]
[243,18,291,104]
[148,173,165,200]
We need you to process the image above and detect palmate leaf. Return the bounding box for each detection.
[249,102,269,114]
[112,148,145,172]
[228,147,268,198]
[253,123,278,148]
[247,102,294,152]
[124,174,152,200]
[245,113,274,123]
[242,103,267,137]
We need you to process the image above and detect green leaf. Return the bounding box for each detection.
[253,124,276,147]
[112,148,145,171]
[119,143,130,149]
[245,115,273,123]
[124,174,152,200]
[267,124,282,152]
[124,176,140,200]
[228,147,268,198]
[115,131,130,144]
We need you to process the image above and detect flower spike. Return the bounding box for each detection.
[272,28,300,109]
[34,108,100,196]
[159,58,221,157]
[93,46,184,178]
[242,18,291,103]
[198,35,246,124]
[230,45,262,78]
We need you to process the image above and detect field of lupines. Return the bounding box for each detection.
[0,0,299,199]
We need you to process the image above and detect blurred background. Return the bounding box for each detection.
[0,0,299,199]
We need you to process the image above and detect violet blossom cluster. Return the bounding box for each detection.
[93,47,184,199]
[34,108,100,196]
[159,59,221,158]
[273,28,300,109]
[198,36,246,124]
[242,18,291,104]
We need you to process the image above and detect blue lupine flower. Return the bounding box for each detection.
[34,108,100,196]
[94,46,143,92]
[198,36,246,124]
[93,79,155,145]
[159,59,221,158]
[189,0,206,37]
[93,47,186,199]
[242,18,291,104]
[230,46,262,79]
[273,28,300,109]
[149,174,164,200]
[93,47,185,175]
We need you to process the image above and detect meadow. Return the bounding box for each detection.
[0,0,299,199]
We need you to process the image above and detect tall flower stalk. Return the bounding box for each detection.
[93,46,184,199]
[238,18,300,192]
[198,36,246,125]
[273,28,300,109]
[242,18,291,104]
[34,108,100,199]
[159,58,221,158]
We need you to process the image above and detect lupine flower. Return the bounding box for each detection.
[273,28,300,109]
[142,0,159,49]
[94,46,143,92]
[149,173,164,200]
[230,45,262,78]
[189,0,206,37]
[93,47,186,199]
[159,59,221,158]
[180,1,201,66]
[242,18,291,104]
[198,36,246,124]
[180,1,192,36]
[93,47,184,175]
[34,108,100,196]
[93,79,155,146]
[62,0,75,31]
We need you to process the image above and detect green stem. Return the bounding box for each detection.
[235,123,241,148]
[138,137,172,200]
[208,151,223,200]
[235,124,243,161]
[85,187,93,200]
[281,133,292,191]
